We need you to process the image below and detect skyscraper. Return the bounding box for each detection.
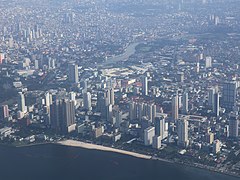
[147,104,153,122]
[34,59,39,69]
[142,76,148,96]
[229,112,239,138]
[0,53,5,64]
[106,104,113,123]
[0,105,9,120]
[63,100,76,132]
[129,101,136,121]
[69,92,76,106]
[222,81,237,111]
[152,135,162,149]
[155,116,166,139]
[68,64,79,84]
[110,88,115,105]
[115,110,122,128]
[205,56,212,69]
[83,92,92,111]
[196,62,200,73]
[97,91,104,111]
[44,92,51,107]
[104,89,111,106]
[50,99,76,133]
[172,94,179,122]
[50,99,62,132]
[144,126,155,146]
[18,92,26,113]
[208,87,216,107]
[213,92,220,117]
[182,92,188,114]
[177,117,189,148]
[137,103,143,120]
[213,140,221,154]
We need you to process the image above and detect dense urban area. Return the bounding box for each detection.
[0,0,240,177]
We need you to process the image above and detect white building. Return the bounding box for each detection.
[182,92,188,114]
[205,56,212,68]
[152,135,162,149]
[18,92,26,113]
[144,126,155,146]
[83,92,92,111]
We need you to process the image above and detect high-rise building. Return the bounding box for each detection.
[43,92,51,124]
[152,135,162,149]
[0,53,5,64]
[229,112,239,138]
[172,94,179,121]
[205,56,212,68]
[142,76,148,96]
[97,91,104,112]
[50,99,62,131]
[206,132,214,144]
[106,104,113,123]
[177,117,189,148]
[147,104,153,122]
[182,92,188,114]
[222,81,237,111]
[196,62,200,73]
[44,92,51,107]
[155,116,167,139]
[0,105,9,120]
[110,88,115,105]
[68,64,79,84]
[50,99,76,133]
[208,87,216,107]
[137,103,143,120]
[63,100,76,132]
[104,89,110,106]
[213,140,221,154]
[69,92,76,106]
[152,104,156,122]
[144,126,155,146]
[18,92,26,113]
[34,59,39,69]
[213,92,220,117]
[115,110,122,128]
[83,92,92,111]
[129,101,136,121]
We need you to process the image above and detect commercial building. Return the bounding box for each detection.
[144,126,155,146]
[229,112,239,138]
[177,117,189,148]
[68,64,79,84]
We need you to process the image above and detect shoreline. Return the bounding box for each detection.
[57,140,152,160]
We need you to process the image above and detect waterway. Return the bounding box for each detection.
[0,144,238,180]
[102,42,140,65]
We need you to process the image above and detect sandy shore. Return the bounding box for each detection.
[57,140,152,160]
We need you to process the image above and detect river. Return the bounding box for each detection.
[102,42,140,65]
